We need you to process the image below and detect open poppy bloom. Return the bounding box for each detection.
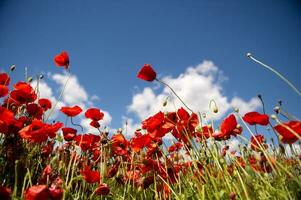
[60,105,82,117]
[137,64,157,82]
[242,112,269,126]
[131,133,152,152]
[80,166,101,184]
[24,185,49,200]
[54,51,69,69]
[38,98,52,110]
[274,121,301,144]
[0,85,9,98]
[85,108,104,121]
[62,127,77,141]
[19,120,63,143]
[0,73,10,86]
[213,114,242,140]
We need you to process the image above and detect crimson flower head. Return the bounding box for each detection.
[242,112,269,126]
[0,85,9,98]
[62,127,77,141]
[24,185,49,200]
[60,105,82,117]
[80,166,101,184]
[250,134,267,151]
[38,98,52,110]
[85,108,104,121]
[274,120,301,144]
[0,73,10,86]
[54,51,69,69]
[137,64,157,82]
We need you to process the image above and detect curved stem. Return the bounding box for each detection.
[70,117,84,132]
[156,78,193,113]
[247,53,301,97]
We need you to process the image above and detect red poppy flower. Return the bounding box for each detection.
[131,133,152,152]
[85,108,104,121]
[0,85,8,98]
[106,159,121,178]
[24,185,49,200]
[60,105,82,117]
[90,120,100,128]
[0,73,10,86]
[213,114,242,140]
[137,64,157,82]
[250,134,267,151]
[10,82,37,104]
[0,107,16,134]
[0,186,11,200]
[80,166,100,183]
[74,134,100,151]
[38,98,52,110]
[95,183,110,195]
[242,112,269,126]
[19,120,63,143]
[168,142,183,153]
[274,121,301,144]
[111,133,130,156]
[62,127,77,141]
[54,51,69,69]
[26,103,44,119]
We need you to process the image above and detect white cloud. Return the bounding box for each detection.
[31,80,65,119]
[31,73,112,131]
[230,97,261,115]
[127,60,261,122]
[51,73,88,108]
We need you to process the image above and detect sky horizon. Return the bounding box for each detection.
[0,0,300,141]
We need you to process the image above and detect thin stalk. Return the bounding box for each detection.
[247,53,301,97]
[156,78,193,113]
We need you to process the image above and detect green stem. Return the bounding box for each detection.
[247,53,301,97]
[156,78,193,113]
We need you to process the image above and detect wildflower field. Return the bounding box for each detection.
[0,51,300,200]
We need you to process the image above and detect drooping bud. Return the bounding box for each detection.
[27,76,33,82]
[246,52,252,58]
[10,65,16,71]
[273,106,280,114]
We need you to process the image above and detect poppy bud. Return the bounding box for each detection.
[246,52,252,58]
[10,65,16,71]
[234,108,239,113]
[213,107,218,113]
[270,114,277,120]
[273,106,280,114]
[39,74,44,79]
[27,77,33,82]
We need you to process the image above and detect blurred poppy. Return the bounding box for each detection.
[62,127,77,141]
[137,64,157,82]
[95,183,110,195]
[0,85,9,98]
[0,73,10,85]
[250,134,267,151]
[24,185,49,200]
[85,108,104,121]
[0,186,11,200]
[60,105,82,117]
[38,98,52,110]
[243,112,269,126]
[274,121,301,144]
[80,166,100,184]
[54,51,69,69]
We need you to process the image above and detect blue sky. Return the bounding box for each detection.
[0,0,300,137]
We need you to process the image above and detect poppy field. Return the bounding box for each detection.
[0,51,301,200]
